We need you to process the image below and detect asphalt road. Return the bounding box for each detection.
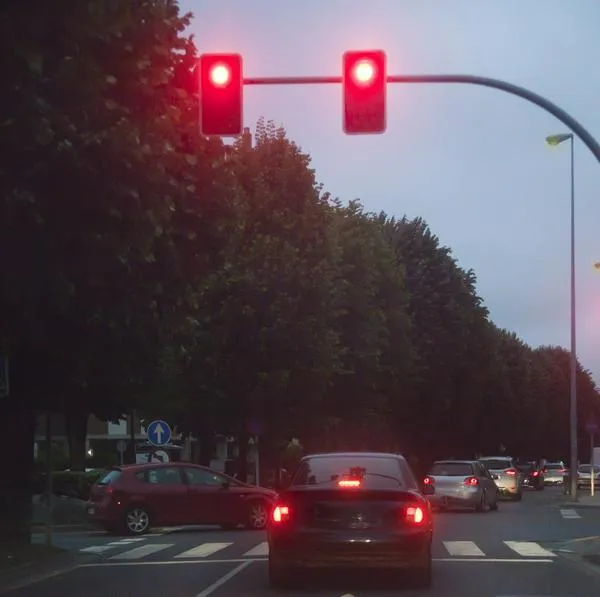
[12,487,600,596]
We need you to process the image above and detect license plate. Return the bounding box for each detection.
[88,507,95,515]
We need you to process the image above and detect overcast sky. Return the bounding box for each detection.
[181,0,600,383]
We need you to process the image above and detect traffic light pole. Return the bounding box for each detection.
[243,74,600,164]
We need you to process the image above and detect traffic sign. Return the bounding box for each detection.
[586,422,598,435]
[147,420,172,446]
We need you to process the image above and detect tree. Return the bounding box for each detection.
[0,0,202,543]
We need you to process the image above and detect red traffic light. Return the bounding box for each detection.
[343,50,387,135]
[199,53,243,136]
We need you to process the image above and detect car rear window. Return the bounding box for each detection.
[578,465,600,474]
[291,456,406,489]
[517,463,533,472]
[546,464,564,470]
[480,459,511,470]
[430,462,474,476]
[97,470,122,485]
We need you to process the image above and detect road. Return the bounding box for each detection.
[11,487,600,596]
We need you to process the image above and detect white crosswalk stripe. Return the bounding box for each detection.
[443,541,485,557]
[109,543,172,560]
[559,508,581,519]
[77,538,558,562]
[243,541,269,557]
[503,541,556,558]
[175,542,233,559]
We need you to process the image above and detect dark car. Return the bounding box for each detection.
[517,461,544,491]
[88,462,277,535]
[267,452,434,589]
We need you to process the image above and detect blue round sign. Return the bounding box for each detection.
[146,420,172,446]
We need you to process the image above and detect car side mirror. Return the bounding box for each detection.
[422,484,435,496]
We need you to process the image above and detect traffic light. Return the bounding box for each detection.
[199,53,243,136]
[342,50,387,134]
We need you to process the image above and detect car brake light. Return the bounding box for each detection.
[505,469,516,476]
[272,505,291,523]
[423,476,434,485]
[464,476,478,486]
[532,471,539,477]
[560,468,567,474]
[106,485,114,494]
[338,479,361,488]
[405,505,425,525]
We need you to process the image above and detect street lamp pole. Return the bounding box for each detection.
[546,133,577,500]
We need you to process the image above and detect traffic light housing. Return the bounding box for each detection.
[199,53,243,136]
[342,50,387,134]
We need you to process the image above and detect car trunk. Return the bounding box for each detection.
[283,488,424,531]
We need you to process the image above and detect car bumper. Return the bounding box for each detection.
[269,529,432,569]
[495,483,519,497]
[428,489,481,508]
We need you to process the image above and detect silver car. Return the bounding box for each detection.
[424,460,499,511]
[543,462,567,486]
[479,456,523,500]
[577,464,600,489]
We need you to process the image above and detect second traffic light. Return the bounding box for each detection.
[199,53,243,136]
[342,50,387,135]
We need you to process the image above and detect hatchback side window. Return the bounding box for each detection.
[136,467,183,485]
[184,467,226,487]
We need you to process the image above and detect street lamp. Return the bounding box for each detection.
[546,132,577,500]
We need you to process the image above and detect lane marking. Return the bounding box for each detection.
[175,542,233,559]
[434,558,553,563]
[195,560,253,597]
[109,543,173,560]
[503,542,556,558]
[109,538,145,544]
[79,545,114,554]
[243,541,269,557]
[443,541,485,557]
[78,557,554,568]
[560,508,581,519]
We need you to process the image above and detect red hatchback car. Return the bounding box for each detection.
[88,462,277,535]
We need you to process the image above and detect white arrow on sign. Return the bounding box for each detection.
[154,423,164,443]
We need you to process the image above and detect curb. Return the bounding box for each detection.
[30,523,94,533]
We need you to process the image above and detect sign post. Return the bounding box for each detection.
[0,354,8,398]
[586,422,598,497]
[116,439,127,466]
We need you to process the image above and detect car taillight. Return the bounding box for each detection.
[105,485,114,494]
[338,479,361,488]
[505,469,517,476]
[423,476,434,485]
[464,476,478,486]
[404,505,426,525]
[532,471,539,477]
[272,505,291,523]
[560,469,567,474]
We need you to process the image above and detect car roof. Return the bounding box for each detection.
[302,452,407,462]
[479,456,513,460]
[114,462,206,472]
[433,460,476,465]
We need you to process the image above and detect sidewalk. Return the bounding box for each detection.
[0,545,93,595]
[560,492,600,508]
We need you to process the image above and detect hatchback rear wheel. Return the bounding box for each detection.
[246,501,268,530]
[125,506,151,535]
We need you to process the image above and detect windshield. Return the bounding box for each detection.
[430,462,474,476]
[292,456,406,489]
[578,465,600,474]
[97,470,122,485]
[480,459,511,470]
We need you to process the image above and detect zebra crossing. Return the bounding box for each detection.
[78,537,557,562]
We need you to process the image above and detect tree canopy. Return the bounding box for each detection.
[2,0,599,543]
